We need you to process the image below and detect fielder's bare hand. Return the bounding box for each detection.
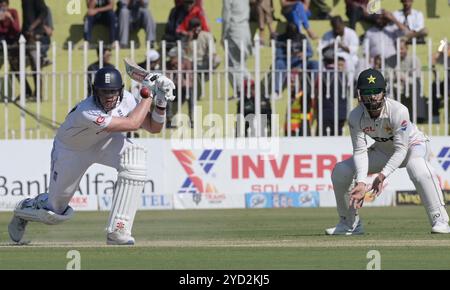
[371,173,385,197]
[349,182,366,209]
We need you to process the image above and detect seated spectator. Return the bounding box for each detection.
[21,0,51,100]
[118,0,156,48]
[0,0,25,99]
[163,0,189,50]
[364,12,401,64]
[137,49,161,71]
[320,15,359,73]
[250,0,276,45]
[386,38,426,123]
[184,17,220,70]
[280,0,318,41]
[87,47,115,96]
[285,69,314,136]
[309,0,331,20]
[315,52,348,136]
[236,79,272,137]
[165,46,195,128]
[273,22,318,99]
[176,0,210,38]
[0,0,19,44]
[345,0,378,30]
[432,39,450,124]
[392,0,428,44]
[84,0,118,45]
[40,5,53,67]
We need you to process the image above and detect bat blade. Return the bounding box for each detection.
[124,57,149,83]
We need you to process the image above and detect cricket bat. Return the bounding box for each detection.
[124,57,158,83]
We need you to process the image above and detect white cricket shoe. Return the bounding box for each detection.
[106,231,135,245]
[431,221,450,234]
[325,218,364,235]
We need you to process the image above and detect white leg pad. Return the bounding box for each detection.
[14,193,74,225]
[107,144,147,235]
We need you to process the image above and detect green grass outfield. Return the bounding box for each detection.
[1,206,450,269]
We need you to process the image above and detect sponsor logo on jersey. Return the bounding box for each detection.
[95,116,105,125]
[400,120,408,131]
[371,136,394,142]
[363,126,376,133]
[383,125,393,134]
[437,147,450,171]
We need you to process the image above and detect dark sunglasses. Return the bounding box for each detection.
[360,88,384,96]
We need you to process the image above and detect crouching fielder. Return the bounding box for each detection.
[326,68,450,235]
[8,67,175,245]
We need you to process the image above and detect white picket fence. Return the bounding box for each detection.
[1,35,448,139]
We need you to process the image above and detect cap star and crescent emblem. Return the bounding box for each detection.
[367,75,376,84]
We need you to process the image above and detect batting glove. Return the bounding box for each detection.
[141,73,162,94]
[153,76,176,109]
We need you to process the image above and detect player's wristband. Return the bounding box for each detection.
[152,110,166,124]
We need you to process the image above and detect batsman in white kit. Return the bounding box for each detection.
[8,65,175,245]
[326,68,450,235]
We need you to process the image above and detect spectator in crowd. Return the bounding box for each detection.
[309,0,331,20]
[236,78,272,137]
[273,22,318,99]
[87,47,115,96]
[222,0,253,95]
[392,0,428,44]
[118,0,156,48]
[185,17,220,70]
[0,0,24,99]
[345,0,378,30]
[315,51,348,136]
[39,5,53,67]
[137,48,161,71]
[386,38,426,123]
[163,0,189,50]
[165,46,195,128]
[432,39,450,124]
[0,0,19,42]
[250,0,276,45]
[280,0,317,60]
[320,16,359,73]
[21,0,51,100]
[280,0,318,41]
[176,0,210,38]
[285,69,314,136]
[363,12,402,64]
[84,0,118,45]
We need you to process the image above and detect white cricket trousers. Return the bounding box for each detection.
[48,133,132,214]
[331,141,449,226]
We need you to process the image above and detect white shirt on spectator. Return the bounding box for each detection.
[393,9,425,32]
[320,27,359,71]
[364,24,400,60]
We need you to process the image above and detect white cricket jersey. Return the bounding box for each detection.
[55,91,138,151]
[348,97,428,182]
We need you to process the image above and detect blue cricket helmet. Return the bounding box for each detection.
[92,67,124,111]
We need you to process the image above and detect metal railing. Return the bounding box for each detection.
[0,35,448,139]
